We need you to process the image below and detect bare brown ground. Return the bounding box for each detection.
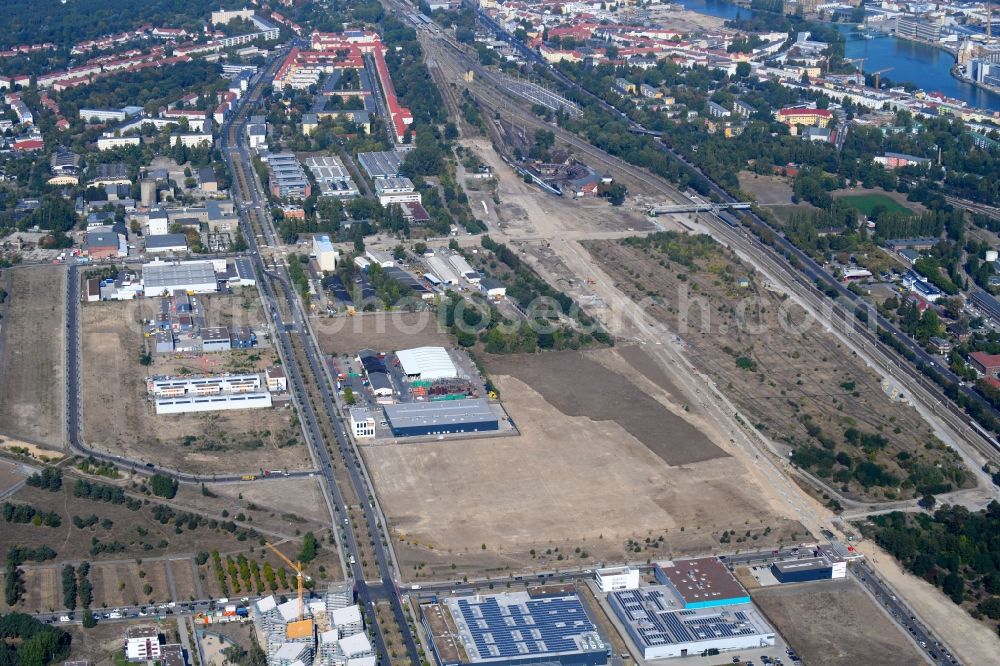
[0,459,24,495]
[462,137,661,234]
[752,578,925,666]
[63,618,179,664]
[81,299,309,474]
[365,363,803,579]
[90,561,158,607]
[168,557,200,601]
[182,476,333,529]
[738,172,797,206]
[484,349,725,465]
[314,310,452,355]
[0,265,65,446]
[0,438,64,461]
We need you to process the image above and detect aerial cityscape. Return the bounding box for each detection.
[0,0,999,665]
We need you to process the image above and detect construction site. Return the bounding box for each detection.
[251,565,375,666]
[81,295,309,474]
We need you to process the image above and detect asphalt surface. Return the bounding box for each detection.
[852,559,957,665]
[219,50,420,663]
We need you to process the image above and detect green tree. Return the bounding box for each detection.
[299,531,319,564]
[149,474,178,499]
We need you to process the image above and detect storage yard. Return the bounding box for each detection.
[751,578,926,666]
[364,347,804,577]
[0,265,66,447]
[80,296,310,474]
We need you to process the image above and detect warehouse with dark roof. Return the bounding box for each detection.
[383,399,498,437]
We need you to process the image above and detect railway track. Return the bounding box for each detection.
[406,8,1000,471]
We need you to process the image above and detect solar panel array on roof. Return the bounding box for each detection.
[445,592,605,664]
[610,587,773,651]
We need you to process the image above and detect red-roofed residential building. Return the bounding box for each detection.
[970,352,1000,378]
[776,107,832,128]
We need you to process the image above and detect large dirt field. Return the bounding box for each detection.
[0,265,65,446]
[314,310,452,355]
[584,235,969,501]
[364,347,804,579]
[484,349,724,465]
[752,578,925,666]
[80,298,311,474]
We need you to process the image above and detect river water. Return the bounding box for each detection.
[673,0,1000,111]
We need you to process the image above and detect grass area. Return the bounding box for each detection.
[837,193,911,217]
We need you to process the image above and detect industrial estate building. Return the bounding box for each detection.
[395,346,458,381]
[422,589,609,666]
[144,233,189,254]
[357,150,405,179]
[770,557,847,584]
[313,234,339,272]
[350,407,376,438]
[154,392,272,414]
[345,346,508,439]
[383,399,499,437]
[373,176,420,205]
[594,566,640,593]
[142,261,218,294]
[653,557,751,609]
[609,588,775,660]
[303,155,359,198]
[607,558,775,660]
[147,372,282,415]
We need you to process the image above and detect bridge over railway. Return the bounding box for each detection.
[646,201,753,216]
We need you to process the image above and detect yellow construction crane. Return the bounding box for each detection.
[266,542,313,639]
[872,67,894,90]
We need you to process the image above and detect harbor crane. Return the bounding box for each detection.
[266,542,313,639]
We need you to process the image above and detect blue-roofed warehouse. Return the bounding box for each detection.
[423,590,609,666]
